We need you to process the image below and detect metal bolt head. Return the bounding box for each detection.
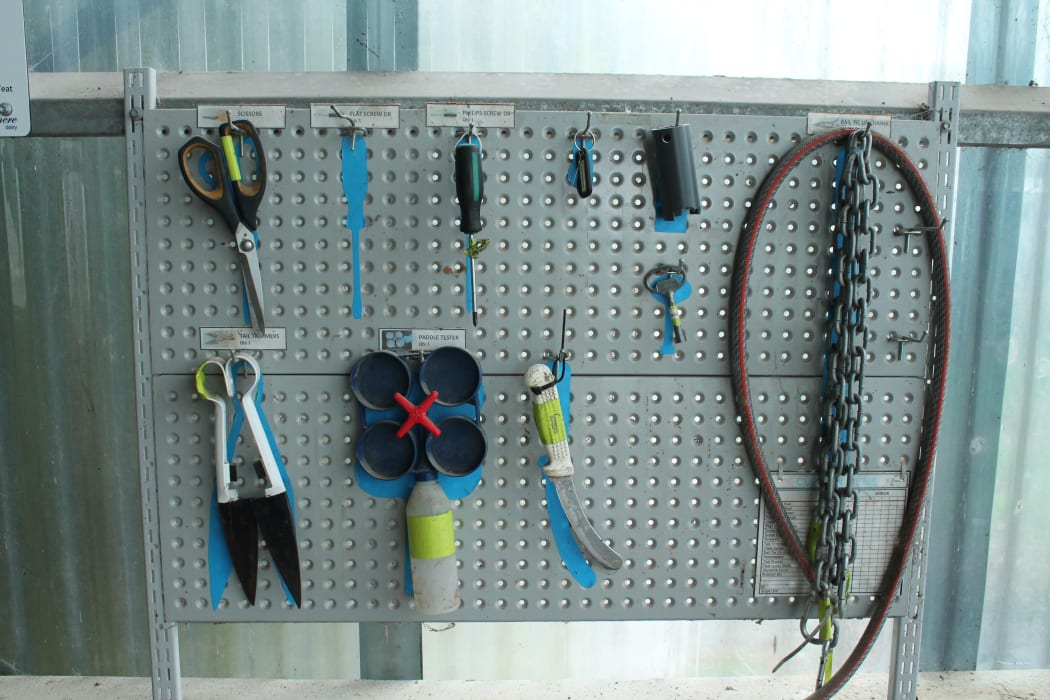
[239,239,255,253]
[940,121,951,132]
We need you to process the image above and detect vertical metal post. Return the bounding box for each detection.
[887,497,937,700]
[125,67,180,700]
[885,80,961,700]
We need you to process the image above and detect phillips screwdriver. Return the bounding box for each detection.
[454,125,487,327]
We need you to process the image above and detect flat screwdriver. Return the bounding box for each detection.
[454,127,485,327]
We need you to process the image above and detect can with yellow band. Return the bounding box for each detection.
[406,474,459,614]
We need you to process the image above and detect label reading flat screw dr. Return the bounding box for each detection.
[309,104,400,129]
[0,0,30,137]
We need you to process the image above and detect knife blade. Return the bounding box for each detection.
[525,363,623,571]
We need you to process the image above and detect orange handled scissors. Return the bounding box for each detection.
[178,116,268,332]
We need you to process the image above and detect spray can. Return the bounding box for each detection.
[405,472,460,614]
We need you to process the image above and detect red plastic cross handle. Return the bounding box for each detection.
[394,391,441,437]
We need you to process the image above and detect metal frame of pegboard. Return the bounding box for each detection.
[122,68,958,700]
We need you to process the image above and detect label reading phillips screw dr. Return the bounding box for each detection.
[425,103,515,128]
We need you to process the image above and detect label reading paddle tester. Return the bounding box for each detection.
[380,328,467,351]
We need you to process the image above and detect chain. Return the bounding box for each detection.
[809,128,879,688]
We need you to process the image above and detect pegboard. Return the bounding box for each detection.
[137,105,951,624]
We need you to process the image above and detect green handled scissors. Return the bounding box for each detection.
[178,116,268,333]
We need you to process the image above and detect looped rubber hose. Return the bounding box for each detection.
[729,129,951,699]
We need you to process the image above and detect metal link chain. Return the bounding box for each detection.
[810,128,879,688]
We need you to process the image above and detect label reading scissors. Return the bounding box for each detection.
[179,116,268,333]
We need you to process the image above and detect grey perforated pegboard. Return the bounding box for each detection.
[155,373,924,622]
[144,110,936,375]
[139,106,949,623]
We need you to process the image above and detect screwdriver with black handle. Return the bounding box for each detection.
[454,131,484,326]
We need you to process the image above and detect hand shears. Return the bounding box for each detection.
[195,353,301,608]
[178,116,268,333]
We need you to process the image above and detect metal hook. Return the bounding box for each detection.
[573,112,596,149]
[893,220,947,251]
[887,330,928,361]
[225,110,246,154]
[329,104,367,150]
[454,123,483,155]
[541,309,571,386]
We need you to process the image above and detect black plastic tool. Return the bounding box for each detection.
[454,138,483,235]
[454,129,485,326]
[651,111,700,221]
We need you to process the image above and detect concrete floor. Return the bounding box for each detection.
[1,671,1048,700]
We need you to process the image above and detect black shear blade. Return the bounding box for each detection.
[218,500,259,604]
[251,493,302,608]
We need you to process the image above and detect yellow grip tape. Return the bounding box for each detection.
[407,511,455,559]
[220,134,242,182]
[533,400,567,446]
[195,363,217,399]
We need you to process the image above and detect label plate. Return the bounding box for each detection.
[755,472,908,596]
[200,327,287,351]
[380,328,467,351]
[0,0,30,137]
[197,105,287,130]
[310,104,400,129]
[426,103,515,128]
[807,112,892,135]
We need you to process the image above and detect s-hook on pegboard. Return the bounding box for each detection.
[124,69,958,699]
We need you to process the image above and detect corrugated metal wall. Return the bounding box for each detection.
[1,0,362,680]
[1,0,1047,683]
[418,0,970,81]
[978,0,1050,667]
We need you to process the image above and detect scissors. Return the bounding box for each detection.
[178,116,268,333]
[195,353,301,608]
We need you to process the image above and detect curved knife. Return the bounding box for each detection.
[525,364,623,571]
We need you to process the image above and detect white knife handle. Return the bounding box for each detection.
[524,364,574,478]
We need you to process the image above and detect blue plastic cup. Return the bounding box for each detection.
[419,347,482,406]
[426,416,487,477]
[357,420,418,480]
[350,351,411,410]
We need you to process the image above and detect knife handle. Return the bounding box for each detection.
[525,364,574,478]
